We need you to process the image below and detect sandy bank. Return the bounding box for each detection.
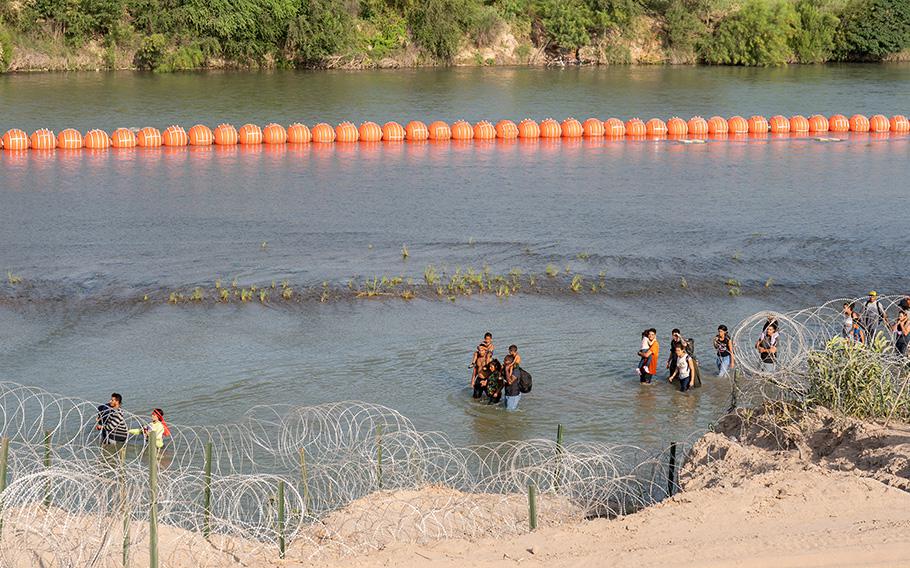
[304,408,910,568]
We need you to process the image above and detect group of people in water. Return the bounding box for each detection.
[843,291,909,354]
[636,325,736,391]
[469,332,531,410]
[98,293,909,446]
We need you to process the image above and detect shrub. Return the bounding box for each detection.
[790,0,838,63]
[286,0,354,64]
[406,0,480,60]
[835,0,910,60]
[0,24,12,72]
[534,0,593,51]
[664,0,707,55]
[806,336,910,421]
[134,32,166,69]
[699,0,799,65]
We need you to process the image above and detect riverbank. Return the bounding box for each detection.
[311,407,910,567]
[5,407,907,567]
[2,0,909,73]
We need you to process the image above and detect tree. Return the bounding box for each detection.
[535,0,593,51]
[836,0,910,60]
[700,0,799,66]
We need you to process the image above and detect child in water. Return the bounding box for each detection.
[470,332,494,387]
[636,330,652,376]
[128,408,171,448]
[508,344,521,367]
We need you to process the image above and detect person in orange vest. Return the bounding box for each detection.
[639,328,659,384]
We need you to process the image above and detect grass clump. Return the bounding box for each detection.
[806,336,910,421]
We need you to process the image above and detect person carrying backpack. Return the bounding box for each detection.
[502,354,526,410]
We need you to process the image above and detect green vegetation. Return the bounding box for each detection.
[806,336,910,421]
[0,0,907,71]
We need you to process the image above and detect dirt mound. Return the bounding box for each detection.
[691,406,910,492]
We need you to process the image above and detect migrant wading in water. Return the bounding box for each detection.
[638,329,659,384]
[713,325,735,378]
[470,332,494,389]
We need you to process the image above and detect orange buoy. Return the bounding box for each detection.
[474,121,496,140]
[890,115,910,132]
[84,129,111,149]
[312,123,335,143]
[238,124,263,145]
[829,114,849,132]
[848,114,870,132]
[136,127,162,147]
[727,116,748,134]
[358,121,383,142]
[686,116,708,137]
[560,118,583,138]
[789,115,809,133]
[287,123,312,144]
[188,124,214,146]
[517,119,540,139]
[604,118,625,137]
[382,121,406,141]
[495,120,518,139]
[645,118,667,137]
[808,114,829,133]
[868,114,889,133]
[263,123,288,144]
[405,121,428,141]
[162,125,188,147]
[30,128,56,150]
[111,128,137,148]
[336,122,359,143]
[57,128,83,149]
[666,117,688,137]
[748,115,769,133]
[539,118,562,138]
[581,118,604,137]
[768,115,789,134]
[213,124,238,145]
[707,116,728,135]
[450,120,473,140]
[427,120,451,141]
[2,129,29,151]
[625,118,647,137]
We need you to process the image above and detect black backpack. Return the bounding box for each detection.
[516,367,532,393]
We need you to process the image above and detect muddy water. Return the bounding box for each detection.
[1,66,908,447]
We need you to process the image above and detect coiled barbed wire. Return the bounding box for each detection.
[732,295,910,418]
[2,294,905,566]
[0,380,688,567]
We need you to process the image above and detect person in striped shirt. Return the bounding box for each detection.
[96,393,128,446]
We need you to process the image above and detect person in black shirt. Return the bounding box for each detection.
[713,325,735,377]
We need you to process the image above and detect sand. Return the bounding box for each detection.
[299,408,910,568]
[3,408,908,567]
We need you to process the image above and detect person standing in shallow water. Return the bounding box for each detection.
[668,344,697,392]
[640,329,659,384]
[713,325,735,377]
[665,329,686,379]
[502,354,521,410]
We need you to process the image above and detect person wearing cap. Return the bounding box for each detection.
[860,291,890,344]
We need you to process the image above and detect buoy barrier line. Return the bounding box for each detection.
[1,115,908,153]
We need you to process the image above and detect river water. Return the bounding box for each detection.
[1,66,908,448]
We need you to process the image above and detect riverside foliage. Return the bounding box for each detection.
[0,0,909,70]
